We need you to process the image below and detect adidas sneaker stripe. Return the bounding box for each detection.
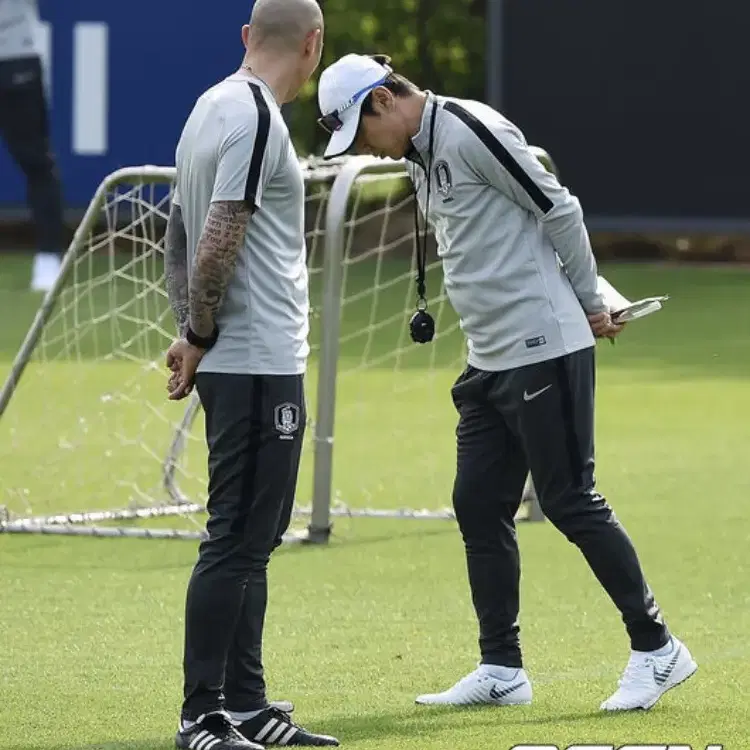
[266,722,290,744]
[279,725,298,745]
[187,729,224,750]
[254,717,278,741]
[252,715,298,745]
[188,730,207,749]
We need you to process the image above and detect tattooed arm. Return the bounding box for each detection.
[164,203,189,336]
[188,200,251,338]
[187,100,268,339]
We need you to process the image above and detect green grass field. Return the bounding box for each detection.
[1,252,749,750]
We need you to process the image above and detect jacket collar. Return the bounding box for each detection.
[405,91,438,168]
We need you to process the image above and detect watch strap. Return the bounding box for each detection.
[186,326,219,350]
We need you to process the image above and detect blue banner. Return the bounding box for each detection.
[0,0,253,209]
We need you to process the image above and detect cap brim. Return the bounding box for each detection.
[322,102,363,159]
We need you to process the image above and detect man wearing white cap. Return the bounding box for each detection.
[316,53,697,712]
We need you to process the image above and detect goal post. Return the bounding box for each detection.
[300,155,545,541]
[0,165,206,539]
[0,154,547,542]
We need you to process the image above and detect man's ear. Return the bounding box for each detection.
[371,87,393,114]
[303,28,321,59]
[241,24,250,49]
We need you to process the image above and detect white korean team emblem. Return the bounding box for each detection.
[434,159,454,202]
[274,402,300,436]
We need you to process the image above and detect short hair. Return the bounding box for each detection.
[360,54,419,116]
[248,0,323,51]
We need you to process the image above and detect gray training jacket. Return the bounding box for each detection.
[405,92,607,373]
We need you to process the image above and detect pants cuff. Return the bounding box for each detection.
[224,696,268,713]
[481,651,523,669]
[630,626,671,652]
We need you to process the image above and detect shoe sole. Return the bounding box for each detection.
[175,730,265,750]
[415,698,532,707]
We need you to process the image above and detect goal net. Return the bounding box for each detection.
[0,157,542,542]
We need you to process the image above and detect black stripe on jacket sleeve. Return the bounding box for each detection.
[244,82,271,206]
[444,101,554,214]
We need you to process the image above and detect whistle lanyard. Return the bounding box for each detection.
[413,99,439,312]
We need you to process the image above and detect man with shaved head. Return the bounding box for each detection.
[164,1,338,748]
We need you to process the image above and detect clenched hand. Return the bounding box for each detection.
[587,311,625,342]
[166,338,205,400]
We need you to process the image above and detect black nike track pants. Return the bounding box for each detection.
[181,373,305,721]
[0,56,64,256]
[450,347,669,668]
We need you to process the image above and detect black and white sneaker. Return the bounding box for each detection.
[176,711,264,750]
[234,706,340,747]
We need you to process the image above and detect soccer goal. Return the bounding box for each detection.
[0,156,544,543]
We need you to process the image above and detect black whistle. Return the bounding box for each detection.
[409,309,435,343]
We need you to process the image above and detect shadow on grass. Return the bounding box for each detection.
[307,704,606,744]
[23,742,174,750]
[26,705,612,750]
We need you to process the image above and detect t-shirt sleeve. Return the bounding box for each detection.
[211,84,274,211]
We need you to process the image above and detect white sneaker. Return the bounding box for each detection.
[600,636,697,711]
[30,252,62,292]
[415,665,532,706]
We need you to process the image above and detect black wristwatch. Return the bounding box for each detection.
[186,325,219,350]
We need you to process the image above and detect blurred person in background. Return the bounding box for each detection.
[0,0,65,291]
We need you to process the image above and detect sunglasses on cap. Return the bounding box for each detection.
[317,73,391,135]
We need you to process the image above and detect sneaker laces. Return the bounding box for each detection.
[618,654,656,690]
[449,668,489,692]
[199,711,243,740]
[265,705,302,729]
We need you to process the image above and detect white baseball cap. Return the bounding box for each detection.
[317,54,392,159]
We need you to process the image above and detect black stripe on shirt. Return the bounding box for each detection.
[443,101,554,215]
[245,82,271,207]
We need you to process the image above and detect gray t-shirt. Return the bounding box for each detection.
[406,93,606,373]
[0,0,41,61]
[174,73,309,376]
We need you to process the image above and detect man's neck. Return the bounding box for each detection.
[238,51,295,104]
[406,91,429,140]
